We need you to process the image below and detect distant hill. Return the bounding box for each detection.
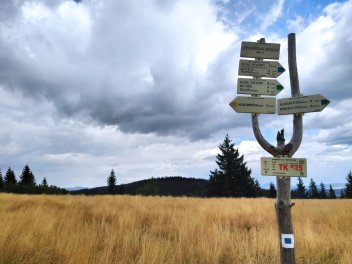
[71,176,208,197]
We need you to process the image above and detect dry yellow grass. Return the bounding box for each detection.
[0,194,351,264]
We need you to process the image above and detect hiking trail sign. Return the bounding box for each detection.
[237,78,284,96]
[261,157,307,177]
[278,94,330,115]
[229,34,330,264]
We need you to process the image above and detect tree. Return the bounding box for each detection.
[308,179,319,199]
[5,167,17,185]
[107,169,117,194]
[268,182,276,198]
[295,177,307,198]
[208,135,257,197]
[0,169,4,191]
[345,171,352,198]
[19,165,36,186]
[42,177,48,187]
[328,184,336,199]
[319,182,327,199]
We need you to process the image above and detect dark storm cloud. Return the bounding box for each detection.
[0,0,240,140]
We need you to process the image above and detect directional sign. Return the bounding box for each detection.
[238,59,285,78]
[229,96,276,114]
[241,41,280,59]
[278,94,330,115]
[261,157,307,177]
[237,78,284,96]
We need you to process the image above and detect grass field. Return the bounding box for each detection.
[0,194,351,264]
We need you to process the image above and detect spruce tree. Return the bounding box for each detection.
[295,177,307,198]
[20,165,36,186]
[308,179,319,199]
[5,167,17,185]
[208,134,256,197]
[328,184,336,199]
[268,182,276,198]
[42,177,48,187]
[0,169,4,190]
[107,169,117,194]
[319,182,327,199]
[345,171,352,198]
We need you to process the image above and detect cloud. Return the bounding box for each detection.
[0,0,238,139]
[259,0,285,32]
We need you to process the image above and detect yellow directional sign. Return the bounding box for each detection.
[278,94,330,115]
[238,59,285,78]
[229,96,276,114]
[240,41,280,59]
[261,157,307,177]
[237,78,284,96]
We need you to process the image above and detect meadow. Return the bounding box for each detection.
[0,194,351,264]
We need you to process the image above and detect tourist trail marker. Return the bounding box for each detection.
[261,157,307,177]
[240,41,280,59]
[278,94,330,115]
[237,78,284,96]
[229,96,276,114]
[238,59,285,78]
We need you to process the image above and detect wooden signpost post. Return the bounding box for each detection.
[229,33,330,264]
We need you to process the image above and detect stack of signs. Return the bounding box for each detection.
[229,41,285,114]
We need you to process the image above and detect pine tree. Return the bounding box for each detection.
[268,182,276,198]
[319,182,327,199]
[5,167,17,185]
[208,135,256,197]
[107,169,117,194]
[328,184,336,199]
[295,177,307,198]
[42,177,48,187]
[0,169,4,191]
[308,179,319,199]
[345,171,352,198]
[20,165,36,186]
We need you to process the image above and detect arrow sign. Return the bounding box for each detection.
[237,78,284,96]
[238,59,285,78]
[261,157,307,177]
[278,94,330,115]
[241,41,280,59]
[229,96,276,114]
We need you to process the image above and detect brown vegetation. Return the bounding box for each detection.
[0,194,351,263]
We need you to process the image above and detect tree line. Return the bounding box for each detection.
[201,135,352,199]
[0,165,67,194]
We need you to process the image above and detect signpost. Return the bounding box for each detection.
[241,41,280,59]
[237,78,284,96]
[278,94,330,115]
[229,96,276,114]
[261,157,307,177]
[229,35,330,264]
[238,59,285,78]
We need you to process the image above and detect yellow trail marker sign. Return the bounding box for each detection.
[229,96,276,114]
[240,41,280,59]
[261,157,307,177]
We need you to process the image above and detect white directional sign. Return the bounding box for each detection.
[278,94,330,115]
[261,157,307,177]
[238,59,285,78]
[229,96,276,114]
[240,41,280,59]
[237,78,284,96]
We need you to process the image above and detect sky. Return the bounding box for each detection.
[0,0,351,189]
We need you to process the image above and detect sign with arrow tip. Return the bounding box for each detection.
[229,96,276,114]
[278,94,330,115]
[237,78,284,96]
[238,59,285,78]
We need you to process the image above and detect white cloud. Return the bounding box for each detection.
[259,0,285,32]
